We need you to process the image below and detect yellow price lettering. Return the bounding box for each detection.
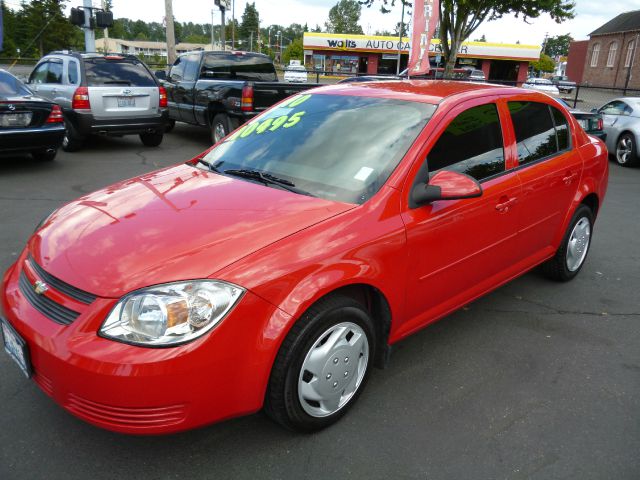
[256,118,273,134]
[240,122,258,138]
[283,111,305,128]
[269,115,289,131]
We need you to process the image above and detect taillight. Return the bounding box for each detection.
[72,87,90,110]
[597,117,603,131]
[241,84,254,112]
[45,104,64,123]
[159,86,168,108]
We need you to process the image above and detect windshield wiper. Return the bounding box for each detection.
[223,169,312,196]
[196,159,223,172]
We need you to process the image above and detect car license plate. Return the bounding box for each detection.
[1,317,32,378]
[117,97,135,107]
[0,112,32,127]
[578,119,589,130]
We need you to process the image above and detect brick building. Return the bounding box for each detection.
[581,10,640,89]
[565,40,588,83]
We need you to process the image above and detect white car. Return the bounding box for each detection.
[522,78,560,96]
[284,65,308,83]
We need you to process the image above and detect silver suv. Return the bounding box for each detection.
[28,51,168,151]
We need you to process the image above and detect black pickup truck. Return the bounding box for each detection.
[159,51,317,143]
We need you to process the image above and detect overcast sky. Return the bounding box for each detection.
[19,0,640,46]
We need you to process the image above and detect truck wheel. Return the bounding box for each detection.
[139,130,164,147]
[210,114,231,144]
[62,121,84,152]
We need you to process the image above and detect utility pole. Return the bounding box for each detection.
[231,0,235,49]
[164,0,176,65]
[396,1,405,75]
[102,0,109,43]
[83,0,95,52]
[221,7,226,51]
[211,9,215,49]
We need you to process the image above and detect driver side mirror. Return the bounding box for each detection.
[411,170,483,207]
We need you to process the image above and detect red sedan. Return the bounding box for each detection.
[1,81,608,434]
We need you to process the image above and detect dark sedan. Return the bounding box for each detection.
[555,97,606,141]
[0,69,65,161]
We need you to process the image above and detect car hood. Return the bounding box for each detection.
[28,163,354,298]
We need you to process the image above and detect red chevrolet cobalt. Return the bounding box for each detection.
[1,81,608,434]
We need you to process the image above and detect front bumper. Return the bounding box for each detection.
[0,125,65,155]
[66,109,169,136]
[1,253,289,434]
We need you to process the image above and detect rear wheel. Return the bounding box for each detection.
[615,133,639,167]
[541,204,594,281]
[265,295,375,432]
[210,113,237,144]
[61,121,84,152]
[32,149,57,162]
[139,130,164,147]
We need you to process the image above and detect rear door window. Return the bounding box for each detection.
[46,61,63,84]
[182,54,201,82]
[68,60,79,84]
[427,103,505,181]
[508,101,560,165]
[84,58,156,87]
[201,54,278,81]
[550,106,570,151]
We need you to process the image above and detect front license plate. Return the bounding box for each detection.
[0,112,32,127]
[117,97,135,107]
[1,317,32,378]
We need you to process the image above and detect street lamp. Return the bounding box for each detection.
[278,31,283,64]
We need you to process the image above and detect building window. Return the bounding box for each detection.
[591,43,600,67]
[606,42,618,67]
[625,40,635,68]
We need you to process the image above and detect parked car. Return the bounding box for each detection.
[0,69,65,161]
[550,75,577,93]
[466,68,486,82]
[160,51,316,144]
[28,51,169,151]
[1,82,608,435]
[555,97,606,141]
[283,65,308,83]
[596,97,640,167]
[522,77,560,96]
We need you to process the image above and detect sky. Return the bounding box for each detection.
[5,0,640,47]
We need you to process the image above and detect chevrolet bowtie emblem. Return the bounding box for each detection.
[34,280,48,295]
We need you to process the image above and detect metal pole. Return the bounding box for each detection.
[396,1,405,75]
[164,0,176,65]
[280,32,283,64]
[211,10,214,49]
[221,7,226,51]
[231,0,235,49]
[83,0,95,52]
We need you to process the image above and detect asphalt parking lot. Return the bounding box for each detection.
[0,124,639,480]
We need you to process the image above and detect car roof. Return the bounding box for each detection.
[310,80,524,104]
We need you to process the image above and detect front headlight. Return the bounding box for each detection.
[100,280,244,347]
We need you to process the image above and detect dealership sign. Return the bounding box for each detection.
[303,33,540,61]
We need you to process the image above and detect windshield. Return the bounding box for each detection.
[84,58,156,86]
[0,71,32,97]
[200,93,436,204]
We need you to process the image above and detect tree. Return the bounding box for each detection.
[283,38,303,65]
[325,0,364,34]
[531,53,555,73]
[473,34,487,42]
[360,0,574,77]
[239,2,260,45]
[545,33,573,58]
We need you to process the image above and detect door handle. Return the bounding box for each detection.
[495,197,517,212]
[562,172,578,184]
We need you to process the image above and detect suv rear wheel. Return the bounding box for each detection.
[62,121,84,152]
[139,130,164,147]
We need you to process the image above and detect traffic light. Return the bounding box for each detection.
[70,7,85,26]
[95,10,114,28]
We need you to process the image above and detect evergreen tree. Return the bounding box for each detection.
[325,0,364,34]
[239,2,259,45]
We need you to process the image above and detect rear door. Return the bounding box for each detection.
[83,57,159,119]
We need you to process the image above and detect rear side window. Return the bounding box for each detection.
[551,106,570,151]
[508,102,563,165]
[201,54,278,81]
[427,103,505,181]
[84,58,156,87]
[182,54,201,82]
[68,61,79,84]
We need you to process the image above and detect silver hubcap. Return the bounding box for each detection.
[616,137,633,164]
[298,322,369,417]
[566,217,591,272]
[213,123,226,143]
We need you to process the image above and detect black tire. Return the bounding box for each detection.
[165,119,176,133]
[61,121,84,152]
[139,130,164,147]
[541,204,594,282]
[31,149,57,162]
[615,132,639,167]
[210,113,231,145]
[265,294,376,432]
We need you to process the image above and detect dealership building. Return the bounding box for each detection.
[303,32,541,82]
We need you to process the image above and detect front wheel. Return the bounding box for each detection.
[139,131,163,147]
[541,204,594,281]
[265,295,376,432]
[615,133,639,167]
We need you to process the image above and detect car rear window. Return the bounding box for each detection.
[0,71,32,96]
[84,58,156,87]
[201,54,278,81]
